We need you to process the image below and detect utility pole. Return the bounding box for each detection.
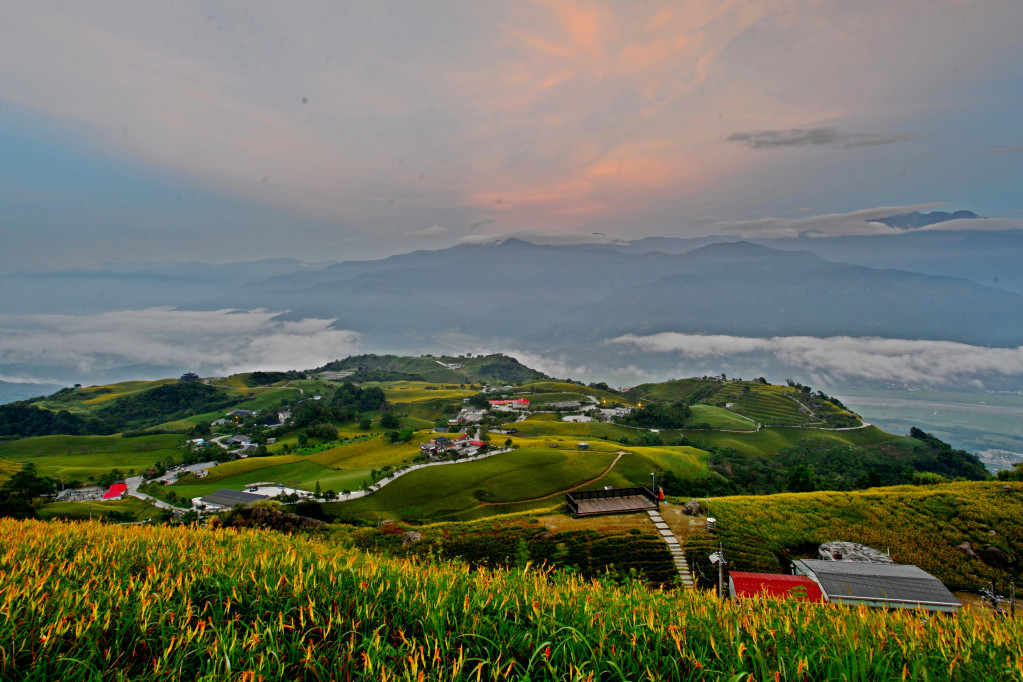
[718,542,724,599]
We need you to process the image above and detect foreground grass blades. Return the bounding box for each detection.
[2,519,1022,681]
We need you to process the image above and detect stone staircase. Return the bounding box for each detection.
[648,509,694,588]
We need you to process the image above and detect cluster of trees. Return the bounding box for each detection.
[244,371,301,387]
[618,400,691,430]
[659,429,990,498]
[95,383,237,432]
[907,427,989,480]
[784,379,848,411]
[0,464,56,519]
[998,463,1023,481]
[1,381,241,438]
[0,404,114,437]
[282,383,389,443]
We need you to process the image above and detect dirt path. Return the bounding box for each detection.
[480,452,625,506]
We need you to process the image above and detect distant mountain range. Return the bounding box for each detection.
[5,224,1023,388]
[873,210,981,230]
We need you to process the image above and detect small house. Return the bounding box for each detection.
[102,483,128,500]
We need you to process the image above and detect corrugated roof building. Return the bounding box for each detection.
[195,488,268,511]
[793,559,960,613]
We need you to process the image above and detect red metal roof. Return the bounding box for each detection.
[729,572,824,603]
[469,440,485,446]
[103,483,128,500]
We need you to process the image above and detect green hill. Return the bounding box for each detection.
[0,433,186,480]
[316,353,549,384]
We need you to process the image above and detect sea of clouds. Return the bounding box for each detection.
[0,308,361,383]
[609,333,1023,389]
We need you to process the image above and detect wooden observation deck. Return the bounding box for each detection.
[566,487,659,517]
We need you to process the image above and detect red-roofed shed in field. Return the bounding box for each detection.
[103,483,128,500]
[728,572,824,603]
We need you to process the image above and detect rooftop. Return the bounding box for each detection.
[729,572,824,602]
[794,560,960,609]
[200,488,268,508]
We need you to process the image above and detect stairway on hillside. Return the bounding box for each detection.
[648,509,694,588]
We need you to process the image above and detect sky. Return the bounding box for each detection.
[2,0,1023,270]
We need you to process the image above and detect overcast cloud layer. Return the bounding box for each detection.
[610,333,1023,389]
[1,1,1023,267]
[0,308,361,380]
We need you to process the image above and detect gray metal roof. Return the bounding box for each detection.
[200,488,267,508]
[794,559,960,607]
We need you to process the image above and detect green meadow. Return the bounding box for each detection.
[329,447,620,520]
[0,434,186,479]
[687,404,757,430]
[37,496,158,522]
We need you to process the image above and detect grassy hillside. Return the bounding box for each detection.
[687,404,757,430]
[0,457,23,483]
[317,353,549,384]
[514,380,632,405]
[627,378,861,428]
[36,497,158,522]
[160,434,427,501]
[331,448,620,520]
[682,481,1023,593]
[0,433,186,480]
[3,519,1020,681]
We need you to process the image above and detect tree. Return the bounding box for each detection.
[359,417,372,430]
[997,462,1023,481]
[856,470,883,489]
[380,412,400,429]
[0,463,57,519]
[467,393,491,409]
[785,464,817,493]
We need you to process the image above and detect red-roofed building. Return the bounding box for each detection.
[488,398,530,407]
[728,572,824,603]
[103,483,128,500]
[469,440,486,447]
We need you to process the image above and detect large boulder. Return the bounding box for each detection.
[237,506,326,532]
[955,542,979,561]
[682,499,705,516]
[401,530,423,547]
[980,544,1015,568]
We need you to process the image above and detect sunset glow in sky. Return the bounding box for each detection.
[2,0,1023,267]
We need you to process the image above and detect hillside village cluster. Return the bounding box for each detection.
[95,376,636,515]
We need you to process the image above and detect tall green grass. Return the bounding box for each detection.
[2,519,1020,681]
